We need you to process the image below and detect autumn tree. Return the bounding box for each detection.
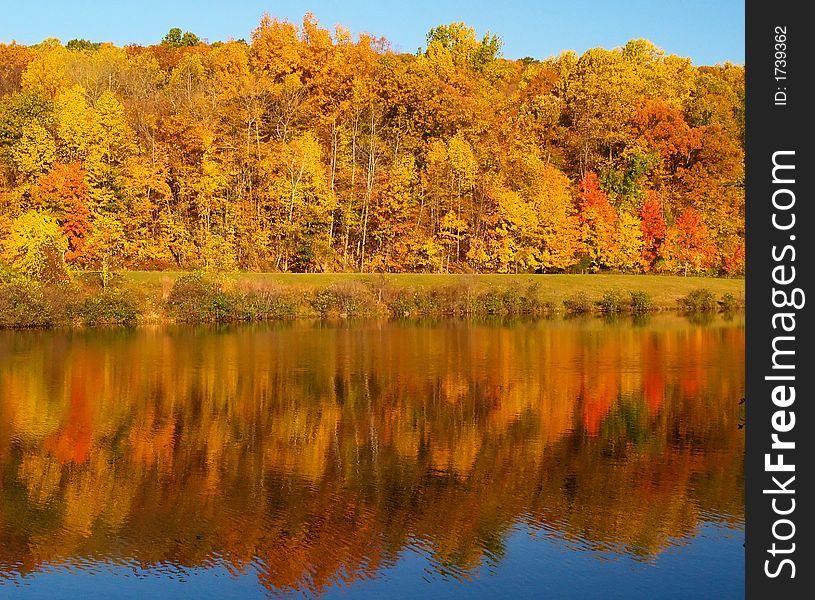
[1,210,69,281]
[30,161,91,262]
[11,120,56,182]
[658,207,716,275]
[82,213,126,286]
[0,18,744,277]
[577,171,617,270]
[640,191,666,270]
[425,23,502,71]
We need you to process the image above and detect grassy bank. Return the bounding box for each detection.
[1,272,744,329]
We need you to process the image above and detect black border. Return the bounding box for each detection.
[745,1,811,596]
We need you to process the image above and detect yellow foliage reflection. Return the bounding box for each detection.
[0,316,744,595]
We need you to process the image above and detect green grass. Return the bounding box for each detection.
[119,271,744,310]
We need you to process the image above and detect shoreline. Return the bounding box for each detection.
[1,272,745,329]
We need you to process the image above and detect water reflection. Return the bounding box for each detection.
[0,316,744,597]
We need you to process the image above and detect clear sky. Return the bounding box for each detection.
[0,0,744,66]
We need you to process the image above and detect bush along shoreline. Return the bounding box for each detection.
[0,271,745,330]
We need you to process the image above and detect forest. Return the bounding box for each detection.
[0,15,744,279]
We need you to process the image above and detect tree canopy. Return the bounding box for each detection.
[0,15,744,276]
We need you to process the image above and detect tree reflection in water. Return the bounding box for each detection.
[0,316,744,597]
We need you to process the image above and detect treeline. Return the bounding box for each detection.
[0,15,744,278]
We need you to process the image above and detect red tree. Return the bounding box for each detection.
[659,207,716,275]
[31,162,92,262]
[640,191,666,270]
[577,171,617,269]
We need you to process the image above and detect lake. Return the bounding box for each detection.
[0,315,744,598]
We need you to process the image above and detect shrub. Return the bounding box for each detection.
[539,299,557,316]
[166,273,219,321]
[678,288,717,313]
[521,282,547,315]
[244,289,298,320]
[311,288,337,317]
[209,290,246,321]
[310,281,378,317]
[387,290,416,316]
[719,292,741,312]
[474,289,505,314]
[469,285,536,315]
[76,289,139,325]
[502,287,524,313]
[166,272,250,322]
[596,290,625,314]
[563,292,592,314]
[0,280,52,328]
[0,262,24,284]
[629,291,653,314]
[441,283,474,315]
[412,289,442,315]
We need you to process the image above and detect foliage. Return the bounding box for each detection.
[678,288,717,313]
[166,272,231,322]
[1,210,69,282]
[161,28,201,48]
[0,20,743,279]
[75,288,139,325]
[563,292,592,314]
[0,272,744,329]
[718,292,741,312]
[596,290,625,313]
[242,287,298,319]
[310,281,379,317]
[658,208,716,276]
[629,290,653,314]
[0,279,52,327]
[65,39,101,52]
[82,213,126,287]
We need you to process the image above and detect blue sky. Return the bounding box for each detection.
[0,0,744,65]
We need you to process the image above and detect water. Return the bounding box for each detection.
[0,315,744,598]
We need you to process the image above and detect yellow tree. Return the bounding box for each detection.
[122,153,174,268]
[480,180,538,273]
[1,210,68,281]
[622,39,694,110]
[266,132,334,271]
[20,39,69,101]
[85,90,138,211]
[82,213,125,286]
[11,121,56,183]
[54,84,93,162]
[370,155,418,271]
[566,47,640,175]
[533,161,582,270]
[608,210,644,272]
[444,133,477,267]
[91,90,137,166]
[65,44,129,105]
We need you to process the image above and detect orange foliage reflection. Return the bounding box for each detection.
[0,316,744,596]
